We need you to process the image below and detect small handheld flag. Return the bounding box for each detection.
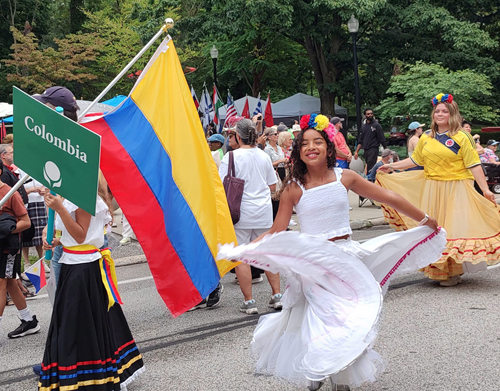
[25,258,47,293]
[252,93,262,117]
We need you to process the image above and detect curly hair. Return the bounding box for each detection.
[281,128,337,192]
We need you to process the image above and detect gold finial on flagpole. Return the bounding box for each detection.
[163,18,175,31]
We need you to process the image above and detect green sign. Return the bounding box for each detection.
[13,87,101,215]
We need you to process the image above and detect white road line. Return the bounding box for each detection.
[31,276,154,300]
[118,276,153,285]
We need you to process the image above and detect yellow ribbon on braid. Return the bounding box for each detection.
[63,245,123,310]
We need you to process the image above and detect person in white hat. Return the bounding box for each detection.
[407,121,425,158]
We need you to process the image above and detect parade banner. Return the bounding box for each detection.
[82,36,237,317]
[13,87,101,215]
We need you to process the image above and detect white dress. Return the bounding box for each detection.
[217,168,447,388]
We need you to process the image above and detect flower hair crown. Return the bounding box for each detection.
[432,93,453,106]
[299,114,335,142]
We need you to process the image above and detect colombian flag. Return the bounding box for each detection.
[82,37,237,316]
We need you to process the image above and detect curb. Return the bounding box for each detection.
[113,218,390,266]
[350,217,388,230]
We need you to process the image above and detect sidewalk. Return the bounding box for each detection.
[111,192,387,240]
[109,192,500,267]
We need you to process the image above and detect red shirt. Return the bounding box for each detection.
[334,131,350,161]
[0,183,28,219]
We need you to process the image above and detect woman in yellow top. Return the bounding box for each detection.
[377,93,500,286]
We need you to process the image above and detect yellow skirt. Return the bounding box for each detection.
[376,171,500,280]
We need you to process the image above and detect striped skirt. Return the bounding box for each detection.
[39,260,144,390]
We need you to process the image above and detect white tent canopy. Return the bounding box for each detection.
[273,93,347,118]
[218,93,347,121]
[0,103,13,118]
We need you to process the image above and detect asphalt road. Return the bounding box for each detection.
[1,227,500,391]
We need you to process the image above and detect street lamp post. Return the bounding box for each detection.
[210,45,219,88]
[348,15,362,139]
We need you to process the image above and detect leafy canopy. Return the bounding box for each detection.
[377,62,498,124]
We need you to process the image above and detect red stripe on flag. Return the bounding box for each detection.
[39,260,46,290]
[85,118,202,316]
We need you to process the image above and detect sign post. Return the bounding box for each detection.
[13,87,102,259]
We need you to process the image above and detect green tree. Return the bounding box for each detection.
[3,27,101,93]
[376,62,498,124]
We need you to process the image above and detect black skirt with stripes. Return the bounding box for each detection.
[39,260,144,390]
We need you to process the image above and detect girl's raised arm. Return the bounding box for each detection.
[343,170,438,231]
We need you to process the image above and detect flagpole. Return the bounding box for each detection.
[77,18,175,122]
[0,174,30,208]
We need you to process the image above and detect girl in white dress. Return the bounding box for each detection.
[218,114,447,390]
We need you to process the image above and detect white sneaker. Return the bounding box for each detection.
[289,219,297,226]
[120,237,132,245]
[439,276,462,287]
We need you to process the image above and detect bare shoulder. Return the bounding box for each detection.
[282,180,303,206]
[340,169,362,190]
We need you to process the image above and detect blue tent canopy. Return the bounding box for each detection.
[102,95,127,107]
[2,116,13,124]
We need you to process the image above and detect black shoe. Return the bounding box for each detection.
[206,283,223,308]
[7,316,40,338]
[33,364,42,376]
[187,299,207,312]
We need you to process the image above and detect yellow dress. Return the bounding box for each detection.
[377,130,500,281]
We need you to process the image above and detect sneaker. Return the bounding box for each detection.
[439,276,462,287]
[235,276,264,285]
[240,299,258,315]
[33,364,42,376]
[187,299,207,311]
[268,293,283,310]
[119,237,132,245]
[289,219,297,226]
[8,316,41,338]
[206,283,223,308]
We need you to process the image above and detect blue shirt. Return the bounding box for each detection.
[367,160,384,182]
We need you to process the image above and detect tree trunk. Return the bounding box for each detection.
[301,15,344,116]
[251,67,266,97]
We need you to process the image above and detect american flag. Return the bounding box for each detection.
[252,93,262,117]
[225,92,238,122]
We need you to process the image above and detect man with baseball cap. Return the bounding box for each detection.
[367,149,393,182]
[480,140,500,165]
[207,134,225,168]
[330,117,352,169]
[33,87,79,121]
